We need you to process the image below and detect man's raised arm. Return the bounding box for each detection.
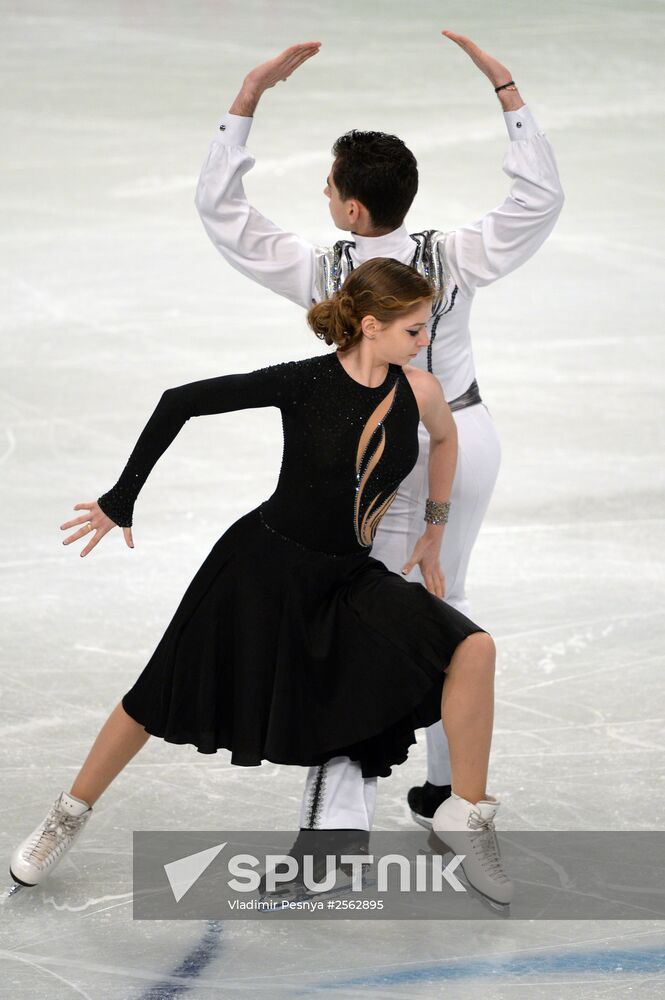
[195,43,321,309]
[440,32,565,294]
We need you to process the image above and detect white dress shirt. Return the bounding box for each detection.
[195,107,564,401]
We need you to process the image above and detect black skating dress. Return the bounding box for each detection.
[98,352,484,778]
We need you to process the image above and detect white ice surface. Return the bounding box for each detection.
[2,0,665,997]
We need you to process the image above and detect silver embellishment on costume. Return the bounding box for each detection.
[409,230,449,314]
[314,239,356,301]
[314,230,455,306]
[409,230,459,373]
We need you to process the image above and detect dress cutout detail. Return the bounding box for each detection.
[354,377,400,547]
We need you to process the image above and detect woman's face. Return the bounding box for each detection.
[362,300,432,367]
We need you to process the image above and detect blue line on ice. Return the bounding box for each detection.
[137,920,223,1000]
[306,946,665,992]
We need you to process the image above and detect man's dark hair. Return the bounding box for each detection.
[331,130,418,232]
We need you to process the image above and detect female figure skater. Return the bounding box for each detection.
[10,259,511,905]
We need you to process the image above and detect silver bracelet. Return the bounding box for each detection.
[424,498,451,525]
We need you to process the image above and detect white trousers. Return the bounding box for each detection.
[298,403,501,830]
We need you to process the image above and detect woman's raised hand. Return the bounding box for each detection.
[60,501,134,558]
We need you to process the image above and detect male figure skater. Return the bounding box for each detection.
[194,32,564,835]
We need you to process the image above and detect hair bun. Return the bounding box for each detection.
[336,291,355,313]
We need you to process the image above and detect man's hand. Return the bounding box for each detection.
[441,31,524,111]
[61,501,133,558]
[229,42,321,117]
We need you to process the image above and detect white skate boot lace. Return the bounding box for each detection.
[466,808,510,884]
[25,804,87,869]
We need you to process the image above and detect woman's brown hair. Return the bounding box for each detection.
[307,257,433,352]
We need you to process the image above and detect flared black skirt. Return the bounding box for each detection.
[122,506,484,778]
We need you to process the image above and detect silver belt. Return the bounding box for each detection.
[448,380,482,413]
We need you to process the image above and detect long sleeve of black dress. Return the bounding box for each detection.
[97,362,300,527]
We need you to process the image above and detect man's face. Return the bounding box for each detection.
[324,162,356,231]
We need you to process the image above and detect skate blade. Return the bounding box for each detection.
[409,809,433,831]
[426,830,511,914]
[2,881,29,903]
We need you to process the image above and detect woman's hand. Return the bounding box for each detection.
[60,501,134,558]
[402,530,446,599]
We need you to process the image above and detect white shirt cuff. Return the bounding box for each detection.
[213,113,253,146]
[503,104,540,141]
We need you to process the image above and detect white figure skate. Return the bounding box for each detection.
[431,792,513,906]
[9,791,92,891]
